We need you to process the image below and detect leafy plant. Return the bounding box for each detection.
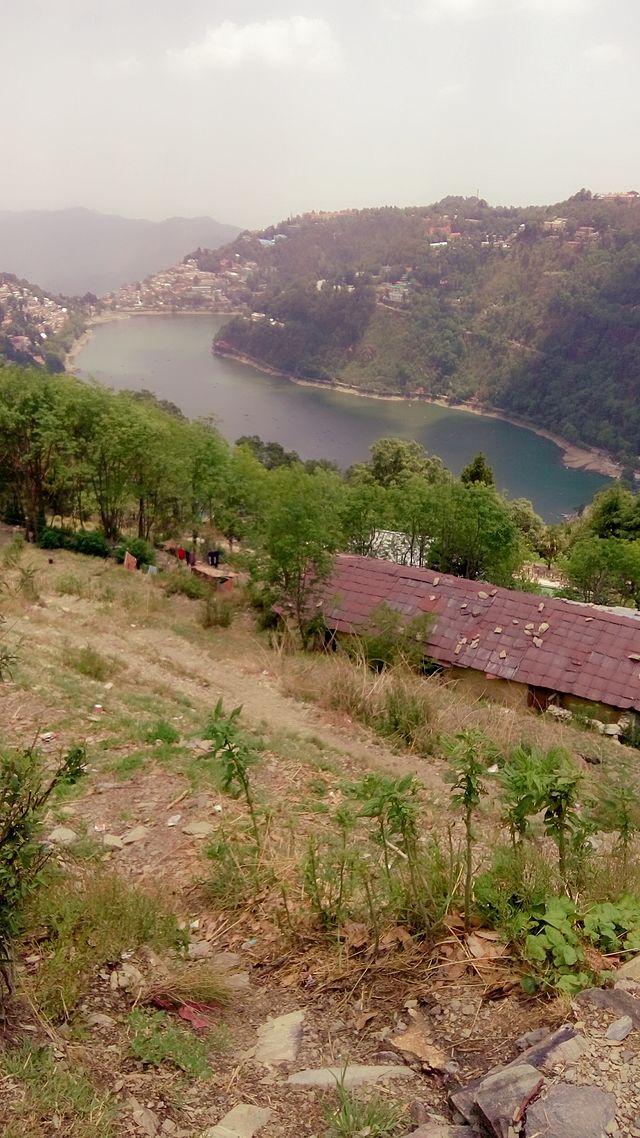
[127,1008,224,1077]
[0,745,88,1004]
[303,806,359,928]
[326,1075,405,1138]
[21,870,181,1020]
[0,1042,116,1138]
[591,778,640,875]
[446,730,497,931]
[521,897,591,995]
[57,744,88,787]
[204,699,262,849]
[63,643,118,682]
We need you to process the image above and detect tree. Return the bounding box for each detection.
[0,367,74,538]
[350,437,449,489]
[561,536,640,605]
[257,465,344,642]
[427,483,524,585]
[460,452,495,486]
[509,498,545,554]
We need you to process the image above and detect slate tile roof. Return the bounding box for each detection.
[320,555,640,713]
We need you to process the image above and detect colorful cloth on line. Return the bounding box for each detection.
[123,551,138,571]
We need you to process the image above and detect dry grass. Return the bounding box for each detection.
[140,960,232,1011]
[277,646,622,770]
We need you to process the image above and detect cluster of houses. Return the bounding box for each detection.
[108,256,258,314]
[0,277,70,361]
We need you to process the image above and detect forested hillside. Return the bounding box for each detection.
[196,191,640,462]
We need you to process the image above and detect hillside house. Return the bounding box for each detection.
[317,555,640,725]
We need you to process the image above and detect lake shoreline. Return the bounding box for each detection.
[67,313,620,483]
[214,343,622,481]
[65,309,243,371]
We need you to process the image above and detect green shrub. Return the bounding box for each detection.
[22,870,182,1020]
[72,530,109,558]
[114,538,155,567]
[0,746,84,1004]
[201,591,234,628]
[162,569,206,599]
[38,527,109,558]
[63,644,117,682]
[127,1008,225,1077]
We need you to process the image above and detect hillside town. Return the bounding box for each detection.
[0,274,82,368]
[106,256,256,314]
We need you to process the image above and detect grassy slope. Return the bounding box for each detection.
[0,542,635,1135]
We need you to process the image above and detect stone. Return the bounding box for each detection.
[102,834,124,849]
[121,826,148,845]
[225,971,251,992]
[516,1027,550,1052]
[132,1106,160,1137]
[86,1012,116,1028]
[616,955,640,982]
[255,1009,305,1065]
[182,821,215,837]
[474,1064,544,1138]
[516,1024,586,1070]
[287,1064,416,1088]
[212,951,243,970]
[200,1104,271,1138]
[112,962,144,992]
[525,1084,616,1138]
[576,987,640,1028]
[606,1015,633,1042]
[47,826,78,846]
[400,1128,474,1138]
[187,940,212,960]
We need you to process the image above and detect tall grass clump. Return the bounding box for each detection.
[21,870,181,1020]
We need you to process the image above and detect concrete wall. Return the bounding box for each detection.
[447,666,530,710]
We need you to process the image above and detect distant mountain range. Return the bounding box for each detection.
[0,208,241,296]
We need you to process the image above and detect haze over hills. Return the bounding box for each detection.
[0,207,240,296]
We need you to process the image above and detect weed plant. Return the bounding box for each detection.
[127,1008,226,1077]
[201,590,234,628]
[63,643,118,682]
[21,870,182,1020]
[326,1079,405,1138]
[162,569,206,599]
[0,1042,116,1138]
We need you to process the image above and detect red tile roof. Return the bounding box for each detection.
[320,555,640,713]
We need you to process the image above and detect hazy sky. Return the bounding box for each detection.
[3,0,639,228]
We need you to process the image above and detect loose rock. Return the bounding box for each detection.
[254,1009,305,1065]
[200,1104,271,1138]
[525,1083,616,1138]
[288,1064,416,1088]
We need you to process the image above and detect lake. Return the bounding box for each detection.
[76,313,609,522]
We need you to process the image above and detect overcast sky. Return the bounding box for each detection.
[2,0,638,228]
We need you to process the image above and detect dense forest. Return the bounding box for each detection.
[195,191,640,462]
[2,363,640,618]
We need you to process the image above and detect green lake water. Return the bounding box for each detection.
[76,313,610,522]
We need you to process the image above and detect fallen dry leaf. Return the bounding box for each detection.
[390,1016,449,1070]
